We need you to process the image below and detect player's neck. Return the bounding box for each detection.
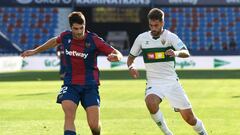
[73,33,85,40]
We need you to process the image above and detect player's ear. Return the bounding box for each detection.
[160,21,164,27]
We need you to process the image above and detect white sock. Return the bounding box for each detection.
[193,118,208,135]
[151,110,173,135]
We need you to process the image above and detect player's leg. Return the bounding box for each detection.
[62,100,78,135]
[57,85,81,135]
[179,109,208,135]
[86,106,101,135]
[166,80,207,135]
[81,85,101,135]
[145,86,173,135]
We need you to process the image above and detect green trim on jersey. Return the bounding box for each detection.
[129,53,138,57]
[142,46,175,63]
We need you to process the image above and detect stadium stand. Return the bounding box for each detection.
[0,7,60,54]
[0,7,239,55]
[162,7,239,53]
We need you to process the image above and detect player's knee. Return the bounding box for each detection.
[63,109,76,121]
[88,121,100,131]
[145,99,159,114]
[184,116,197,126]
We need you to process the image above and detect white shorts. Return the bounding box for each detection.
[145,79,192,110]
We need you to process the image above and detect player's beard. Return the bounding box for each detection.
[151,30,161,39]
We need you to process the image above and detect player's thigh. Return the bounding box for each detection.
[145,85,164,102]
[86,105,100,128]
[145,94,162,107]
[145,85,164,113]
[61,100,78,118]
[165,80,192,110]
[81,85,100,109]
[57,85,81,105]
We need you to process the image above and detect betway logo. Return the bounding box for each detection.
[65,49,88,59]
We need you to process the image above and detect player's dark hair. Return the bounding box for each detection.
[147,8,164,22]
[68,11,85,27]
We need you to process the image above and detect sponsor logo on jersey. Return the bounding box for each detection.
[147,52,165,59]
[65,49,88,59]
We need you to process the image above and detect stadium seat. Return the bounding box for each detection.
[162,7,239,51]
[0,7,58,54]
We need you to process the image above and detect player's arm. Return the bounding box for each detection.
[127,35,142,79]
[165,47,190,58]
[107,49,123,62]
[165,33,190,58]
[21,37,59,57]
[127,54,139,79]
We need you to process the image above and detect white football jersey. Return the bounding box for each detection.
[130,29,187,83]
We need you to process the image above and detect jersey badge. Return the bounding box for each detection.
[161,40,166,45]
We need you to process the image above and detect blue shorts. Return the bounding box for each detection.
[56,84,100,109]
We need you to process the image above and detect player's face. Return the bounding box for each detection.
[71,23,85,39]
[149,19,164,38]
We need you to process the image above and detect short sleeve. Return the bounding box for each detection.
[169,33,187,51]
[56,31,71,44]
[93,36,114,56]
[56,34,62,44]
[129,35,142,57]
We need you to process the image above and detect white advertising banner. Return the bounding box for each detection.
[1,55,237,71]
[0,56,23,72]
[98,56,240,70]
[22,56,60,70]
[175,56,240,69]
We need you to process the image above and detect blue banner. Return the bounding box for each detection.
[153,0,240,6]
[75,0,151,7]
[0,0,239,7]
[0,0,72,7]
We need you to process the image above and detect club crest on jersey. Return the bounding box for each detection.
[85,42,91,48]
[68,39,71,44]
[161,40,166,45]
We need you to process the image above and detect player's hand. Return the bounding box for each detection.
[20,50,36,58]
[107,53,120,62]
[165,49,176,57]
[129,68,139,79]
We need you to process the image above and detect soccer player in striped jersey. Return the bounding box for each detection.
[127,8,208,135]
[21,11,123,135]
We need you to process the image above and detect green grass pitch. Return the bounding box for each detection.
[0,71,240,135]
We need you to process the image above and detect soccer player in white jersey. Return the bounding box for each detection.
[127,8,208,135]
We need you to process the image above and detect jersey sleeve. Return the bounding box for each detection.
[56,31,71,44]
[129,35,142,57]
[56,34,62,44]
[169,33,187,51]
[93,35,114,56]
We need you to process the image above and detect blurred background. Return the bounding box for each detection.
[0,0,239,72]
[0,1,240,135]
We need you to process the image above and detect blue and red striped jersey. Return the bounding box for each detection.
[56,30,114,85]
